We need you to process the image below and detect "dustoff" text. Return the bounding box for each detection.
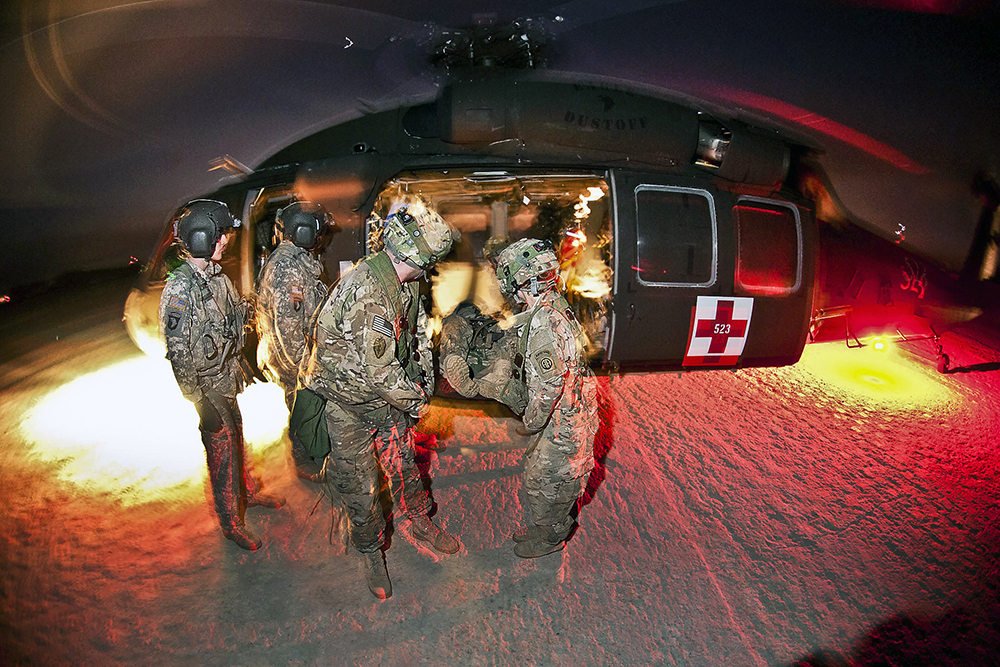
[564,111,648,131]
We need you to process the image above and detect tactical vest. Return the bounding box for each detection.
[504,295,587,414]
[363,252,424,385]
[171,262,247,379]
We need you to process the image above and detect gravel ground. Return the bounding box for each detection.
[1,274,999,667]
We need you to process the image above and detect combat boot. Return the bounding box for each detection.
[247,491,285,508]
[513,525,567,559]
[362,550,392,600]
[511,525,544,543]
[223,525,262,551]
[410,515,460,554]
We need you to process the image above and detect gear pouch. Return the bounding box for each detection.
[289,388,330,459]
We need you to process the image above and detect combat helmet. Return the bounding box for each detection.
[494,237,560,301]
[276,201,332,249]
[382,204,457,269]
[175,199,240,258]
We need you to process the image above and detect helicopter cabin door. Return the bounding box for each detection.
[606,170,816,371]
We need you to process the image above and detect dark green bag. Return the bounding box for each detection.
[289,388,330,459]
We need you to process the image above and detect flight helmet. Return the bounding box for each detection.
[494,237,560,301]
[175,199,240,258]
[275,201,332,249]
[382,204,457,269]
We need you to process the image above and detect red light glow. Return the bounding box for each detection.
[700,85,930,175]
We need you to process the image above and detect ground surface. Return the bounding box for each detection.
[2,273,999,667]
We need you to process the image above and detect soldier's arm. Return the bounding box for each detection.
[274,265,310,366]
[160,280,202,402]
[349,297,426,414]
[415,302,435,389]
[521,314,569,432]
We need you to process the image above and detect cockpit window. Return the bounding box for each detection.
[369,170,613,360]
[635,185,717,287]
[734,197,802,295]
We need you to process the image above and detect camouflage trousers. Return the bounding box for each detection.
[198,392,259,531]
[522,381,598,539]
[321,401,433,553]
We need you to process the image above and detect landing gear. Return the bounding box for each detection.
[935,339,950,373]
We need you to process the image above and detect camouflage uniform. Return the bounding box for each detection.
[159,258,260,535]
[299,250,435,553]
[255,240,327,409]
[517,291,599,541]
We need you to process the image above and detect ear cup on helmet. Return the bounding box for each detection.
[186,226,216,258]
[176,200,235,258]
[276,201,329,249]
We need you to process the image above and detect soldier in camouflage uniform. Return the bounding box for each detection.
[159,200,284,552]
[255,202,332,476]
[493,238,599,559]
[299,204,460,599]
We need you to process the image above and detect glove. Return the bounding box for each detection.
[195,396,223,432]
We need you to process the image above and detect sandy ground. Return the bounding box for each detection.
[2,273,1000,667]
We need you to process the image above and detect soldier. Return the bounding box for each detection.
[493,238,599,558]
[298,203,460,599]
[159,199,284,552]
[255,201,332,476]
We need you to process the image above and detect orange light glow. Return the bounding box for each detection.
[795,342,957,409]
[568,263,612,299]
[20,357,288,505]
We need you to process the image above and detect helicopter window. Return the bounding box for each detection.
[634,185,717,287]
[369,170,613,359]
[734,197,802,295]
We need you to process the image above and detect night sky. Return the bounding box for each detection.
[1,0,998,292]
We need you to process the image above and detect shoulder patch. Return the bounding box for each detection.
[290,284,304,298]
[168,295,187,311]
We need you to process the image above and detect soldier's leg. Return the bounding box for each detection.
[322,401,384,553]
[378,420,460,554]
[198,394,261,551]
[228,399,285,509]
[515,430,587,558]
[323,402,392,599]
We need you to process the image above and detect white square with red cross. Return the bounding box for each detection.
[683,296,755,367]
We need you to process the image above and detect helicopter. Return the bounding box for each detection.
[124,69,822,378]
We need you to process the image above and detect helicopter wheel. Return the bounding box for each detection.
[937,353,950,374]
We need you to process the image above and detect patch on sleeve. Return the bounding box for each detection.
[168,296,187,311]
[372,315,395,338]
[290,284,303,300]
[366,331,394,365]
[535,350,559,380]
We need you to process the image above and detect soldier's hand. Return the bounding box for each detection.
[239,296,256,327]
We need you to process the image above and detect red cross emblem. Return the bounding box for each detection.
[683,296,754,367]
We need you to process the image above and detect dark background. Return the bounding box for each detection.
[1,0,998,293]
